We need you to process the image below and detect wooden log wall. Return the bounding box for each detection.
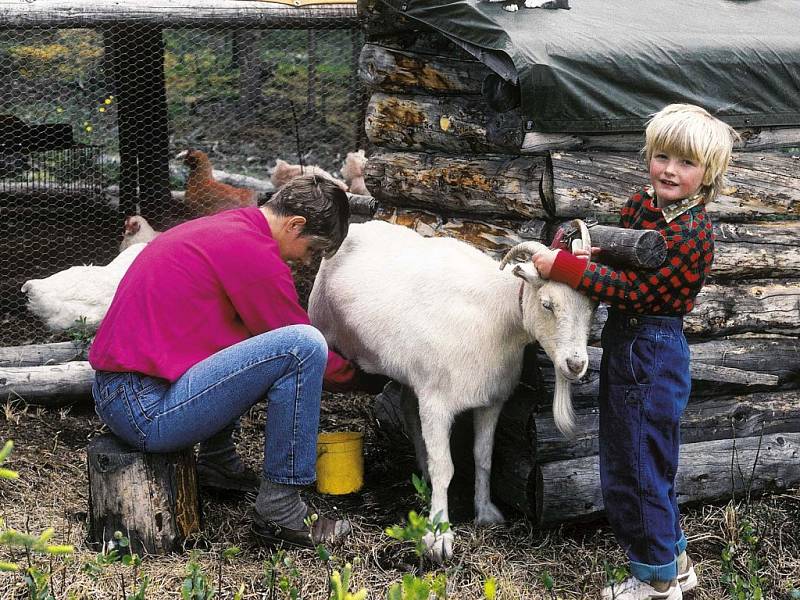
[362,2,800,526]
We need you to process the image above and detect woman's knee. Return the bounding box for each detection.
[282,324,328,358]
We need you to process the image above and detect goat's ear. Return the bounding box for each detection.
[512,263,542,286]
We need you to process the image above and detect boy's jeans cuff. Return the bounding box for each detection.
[675,533,688,556]
[630,557,678,583]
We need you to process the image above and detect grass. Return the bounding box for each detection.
[1,390,799,599]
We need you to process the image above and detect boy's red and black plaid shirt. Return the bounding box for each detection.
[549,188,714,315]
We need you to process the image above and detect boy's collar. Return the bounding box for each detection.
[645,186,705,223]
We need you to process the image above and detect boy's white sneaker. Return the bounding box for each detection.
[677,563,698,593]
[601,576,682,600]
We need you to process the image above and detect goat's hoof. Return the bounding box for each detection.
[424,530,454,564]
[475,502,505,525]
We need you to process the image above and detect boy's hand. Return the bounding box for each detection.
[573,246,601,259]
[531,247,559,279]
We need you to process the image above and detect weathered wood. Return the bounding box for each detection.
[0,361,94,405]
[373,206,547,258]
[87,434,202,555]
[535,433,800,526]
[689,338,800,384]
[0,342,88,367]
[359,44,490,95]
[548,152,800,223]
[365,93,523,154]
[530,390,800,465]
[589,284,800,344]
[712,222,800,280]
[536,338,798,412]
[522,127,800,153]
[0,0,359,27]
[689,280,800,337]
[584,224,666,270]
[365,151,550,219]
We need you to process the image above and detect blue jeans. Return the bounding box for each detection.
[92,324,327,485]
[599,310,690,583]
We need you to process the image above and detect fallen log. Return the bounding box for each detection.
[689,280,800,337]
[365,93,523,154]
[522,127,800,154]
[0,341,88,367]
[0,361,94,405]
[535,433,800,527]
[548,152,800,223]
[586,283,800,340]
[373,206,547,257]
[711,221,800,280]
[359,44,489,95]
[530,390,800,464]
[365,151,549,219]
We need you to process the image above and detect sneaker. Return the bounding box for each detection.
[196,459,260,493]
[251,510,351,550]
[601,576,682,600]
[677,561,698,594]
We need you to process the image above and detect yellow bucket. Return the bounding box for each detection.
[316,431,364,495]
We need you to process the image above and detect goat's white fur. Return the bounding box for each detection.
[309,221,595,561]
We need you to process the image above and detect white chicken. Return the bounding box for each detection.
[21,243,146,332]
[120,215,161,252]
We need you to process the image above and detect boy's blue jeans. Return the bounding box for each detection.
[92,324,328,486]
[599,310,690,583]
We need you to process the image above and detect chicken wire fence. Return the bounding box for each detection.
[0,15,366,347]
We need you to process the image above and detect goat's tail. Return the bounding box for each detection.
[553,370,576,439]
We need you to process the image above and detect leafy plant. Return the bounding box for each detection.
[602,560,628,599]
[217,546,241,597]
[68,316,93,346]
[484,576,497,600]
[540,570,556,599]
[386,573,444,600]
[411,473,431,507]
[182,551,216,600]
[721,516,765,600]
[329,563,367,600]
[0,440,74,596]
[263,550,301,600]
[385,510,450,566]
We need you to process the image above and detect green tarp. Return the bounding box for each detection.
[379,0,800,133]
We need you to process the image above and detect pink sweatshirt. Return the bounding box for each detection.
[89,207,355,388]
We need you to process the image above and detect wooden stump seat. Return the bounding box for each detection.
[87,433,202,555]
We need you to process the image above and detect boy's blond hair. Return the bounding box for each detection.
[644,103,740,203]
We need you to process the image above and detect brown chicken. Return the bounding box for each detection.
[179,149,259,216]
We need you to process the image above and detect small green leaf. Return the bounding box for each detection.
[484,576,497,600]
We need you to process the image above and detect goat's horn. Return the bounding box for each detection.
[499,241,546,270]
[570,219,592,252]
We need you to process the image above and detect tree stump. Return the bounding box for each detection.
[87,434,202,555]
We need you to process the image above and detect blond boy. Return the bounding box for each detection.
[532,104,738,599]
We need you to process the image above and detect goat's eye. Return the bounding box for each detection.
[541,299,554,312]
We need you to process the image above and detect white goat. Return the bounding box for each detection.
[309,220,596,562]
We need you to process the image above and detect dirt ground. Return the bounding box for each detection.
[1,265,799,599]
[2,389,800,599]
